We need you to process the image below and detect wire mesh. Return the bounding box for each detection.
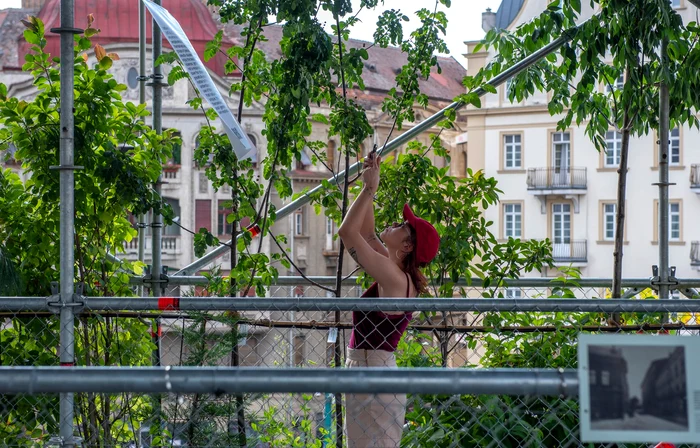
[1,281,699,447]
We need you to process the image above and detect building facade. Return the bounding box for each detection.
[464,0,700,289]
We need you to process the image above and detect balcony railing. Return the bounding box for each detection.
[692,241,700,267]
[123,235,180,254]
[162,165,181,183]
[552,240,587,263]
[527,167,587,190]
[691,165,700,189]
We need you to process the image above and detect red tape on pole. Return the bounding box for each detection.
[60,362,74,367]
[157,297,179,310]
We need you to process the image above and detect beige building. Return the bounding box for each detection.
[464,0,700,293]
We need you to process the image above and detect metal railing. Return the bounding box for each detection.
[123,235,179,254]
[691,241,700,266]
[691,164,700,189]
[552,240,587,263]
[162,164,180,182]
[1,293,698,447]
[527,167,587,190]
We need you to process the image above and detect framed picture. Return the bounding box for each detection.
[579,334,698,444]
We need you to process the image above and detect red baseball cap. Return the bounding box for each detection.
[403,203,440,266]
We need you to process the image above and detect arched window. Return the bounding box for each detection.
[127,67,139,89]
[247,133,258,167]
[459,150,468,177]
[326,141,336,168]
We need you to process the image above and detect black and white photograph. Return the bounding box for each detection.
[588,344,688,432]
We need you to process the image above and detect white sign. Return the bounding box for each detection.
[143,0,254,160]
[578,334,699,445]
[455,132,468,145]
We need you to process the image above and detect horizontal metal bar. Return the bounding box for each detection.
[129,275,700,288]
[1,297,699,313]
[0,367,577,396]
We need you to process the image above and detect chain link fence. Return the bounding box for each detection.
[1,279,699,447]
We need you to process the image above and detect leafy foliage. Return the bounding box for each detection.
[0,17,175,445]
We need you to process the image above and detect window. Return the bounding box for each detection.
[459,151,467,177]
[505,288,522,298]
[217,201,233,236]
[670,0,680,7]
[606,74,624,93]
[127,67,139,89]
[603,203,616,241]
[503,203,522,238]
[670,128,680,166]
[247,133,258,167]
[293,335,306,366]
[670,202,680,241]
[325,216,336,251]
[294,208,304,236]
[195,200,212,232]
[654,200,682,243]
[605,131,621,167]
[326,141,335,168]
[551,132,571,176]
[167,129,182,165]
[163,198,181,236]
[601,370,610,386]
[198,172,209,194]
[503,134,522,169]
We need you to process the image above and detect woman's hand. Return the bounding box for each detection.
[362,152,380,193]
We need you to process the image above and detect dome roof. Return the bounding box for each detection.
[19,0,234,76]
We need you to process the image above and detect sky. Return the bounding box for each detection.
[1,0,504,66]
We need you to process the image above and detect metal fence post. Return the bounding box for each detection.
[657,37,671,305]
[137,0,148,298]
[149,0,165,436]
[51,0,81,445]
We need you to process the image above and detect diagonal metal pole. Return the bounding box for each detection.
[51,0,81,446]
[172,18,590,276]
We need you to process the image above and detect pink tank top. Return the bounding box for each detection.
[348,273,413,352]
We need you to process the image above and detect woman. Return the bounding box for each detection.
[337,152,440,448]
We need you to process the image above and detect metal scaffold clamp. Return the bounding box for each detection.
[47,435,83,447]
[649,265,679,293]
[46,282,86,314]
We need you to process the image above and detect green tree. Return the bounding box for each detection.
[0,16,174,445]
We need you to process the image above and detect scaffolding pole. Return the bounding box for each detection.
[51,0,80,445]
[128,275,700,288]
[148,0,166,436]
[656,37,671,305]
[171,18,590,276]
[0,367,578,397]
[2,297,699,313]
[137,0,148,298]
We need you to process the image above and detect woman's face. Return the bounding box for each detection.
[380,221,413,251]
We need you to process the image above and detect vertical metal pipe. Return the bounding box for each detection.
[150,0,164,434]
[658,37,670,302]
[137,0,147,298]
[151,0,164,298]
[57,0,76,445]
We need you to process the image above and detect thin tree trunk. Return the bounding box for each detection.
[611,115,631,325]
[332,14,350,448]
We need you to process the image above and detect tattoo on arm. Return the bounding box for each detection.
[348,247,362,267]
[366,234,378,243]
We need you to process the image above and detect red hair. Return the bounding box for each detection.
[402,224,428,296]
